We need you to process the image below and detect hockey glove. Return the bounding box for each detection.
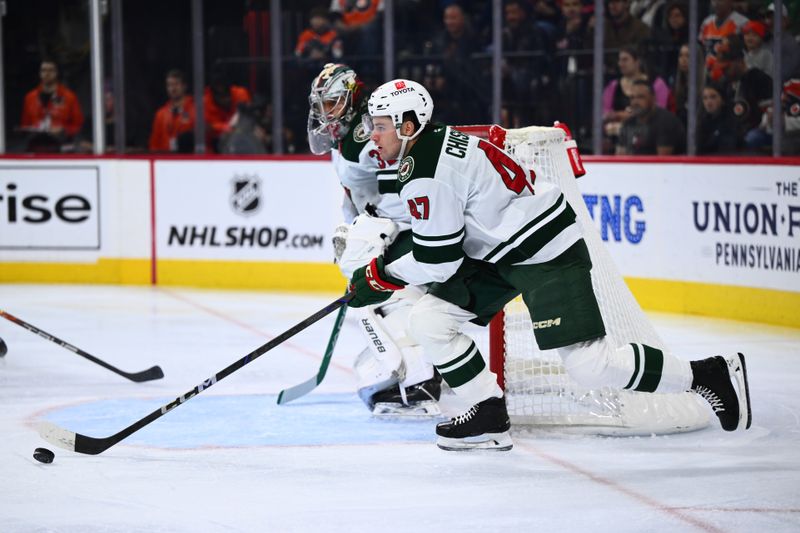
[332,222,350,264]
[348,256,406,308]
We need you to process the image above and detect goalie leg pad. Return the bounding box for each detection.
[354,347,400,409]
[354,295,441,414]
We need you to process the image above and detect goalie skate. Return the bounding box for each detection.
[371,375,443,417]
[372,400,441,417]
[436,397,513,451]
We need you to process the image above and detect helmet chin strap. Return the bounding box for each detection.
[398,137,410,160]
[395,124,424,159]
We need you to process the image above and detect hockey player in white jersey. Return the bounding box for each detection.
[307,64,441,415]
[348,78,752,450]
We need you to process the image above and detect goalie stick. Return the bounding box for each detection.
[277,293,347,404]
[0,309,164,383]
[37,292,354,455]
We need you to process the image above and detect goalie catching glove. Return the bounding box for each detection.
[348,256,406,308]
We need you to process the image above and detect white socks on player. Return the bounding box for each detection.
[408,295,503,404]
[558,337,692,394]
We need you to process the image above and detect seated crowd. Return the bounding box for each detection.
[16,0,800,155]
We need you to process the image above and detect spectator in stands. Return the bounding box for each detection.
[587,0,650,71]
[423,3,486,124]
[501,0,553,127]
[649,1,689,82]
[555,0,591,70]
[20,59,84,152]
[531,0,562,39]
[671,43,705,125]
[698,0,748,65]
[220,100,267,155]
[631,0,668,29]
[329,0,382,54]
[220,97,296,154]
[295,8,343,62]
[715,35,772,150]
[617,79,685,154]
[742,20,772,75]
[258,101,296,154]
[775,78,800,154]
[745,78,800,153]
[149,69,195,153]
[603,47,671,152]
[204,73,251,153]
[763,3,800,82]
[555,0,593,138]
[556,0,592,50]
[697,82,739,154]
[732,0,758,19]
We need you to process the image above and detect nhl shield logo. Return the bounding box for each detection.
[398,156,415,182]
[231,175,262,216]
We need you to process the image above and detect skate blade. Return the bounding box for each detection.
[728,352,752,430]
[436,432,513,452]
[372,401,441,417]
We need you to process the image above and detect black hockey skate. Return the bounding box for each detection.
[436,396,513,451]
[371,374,443,417]
[690,353,752,431]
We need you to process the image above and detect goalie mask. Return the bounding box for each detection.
[307,63,362,155]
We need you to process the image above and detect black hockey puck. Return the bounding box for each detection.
[0,337,7,357]
[33,447,55,464]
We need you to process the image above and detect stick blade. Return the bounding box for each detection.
[127,365,165,382]
[36,421,77,452]
[36,421,112,455]
[277,375,319,405]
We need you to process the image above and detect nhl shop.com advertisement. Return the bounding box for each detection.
[154,160,341,262]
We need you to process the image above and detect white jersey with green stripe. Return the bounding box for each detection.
[384,125,582,286]
[331,107,409,229]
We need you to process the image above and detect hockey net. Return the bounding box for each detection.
[457,124,709,435]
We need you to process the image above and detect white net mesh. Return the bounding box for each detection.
[487,125,709,435]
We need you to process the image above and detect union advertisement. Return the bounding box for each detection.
[154,160,342,261]
[580,162,800,293]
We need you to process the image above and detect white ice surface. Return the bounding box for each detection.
[1,284,798,533]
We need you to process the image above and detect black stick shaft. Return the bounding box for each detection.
[69,292,353,454]
[0,309,164,382]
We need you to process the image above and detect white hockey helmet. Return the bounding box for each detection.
[307,63,362,154]
[365,79,433,143]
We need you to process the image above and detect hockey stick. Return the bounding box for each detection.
[276,292,348,404]
[0,309,164,383]
[37,292,354,455]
